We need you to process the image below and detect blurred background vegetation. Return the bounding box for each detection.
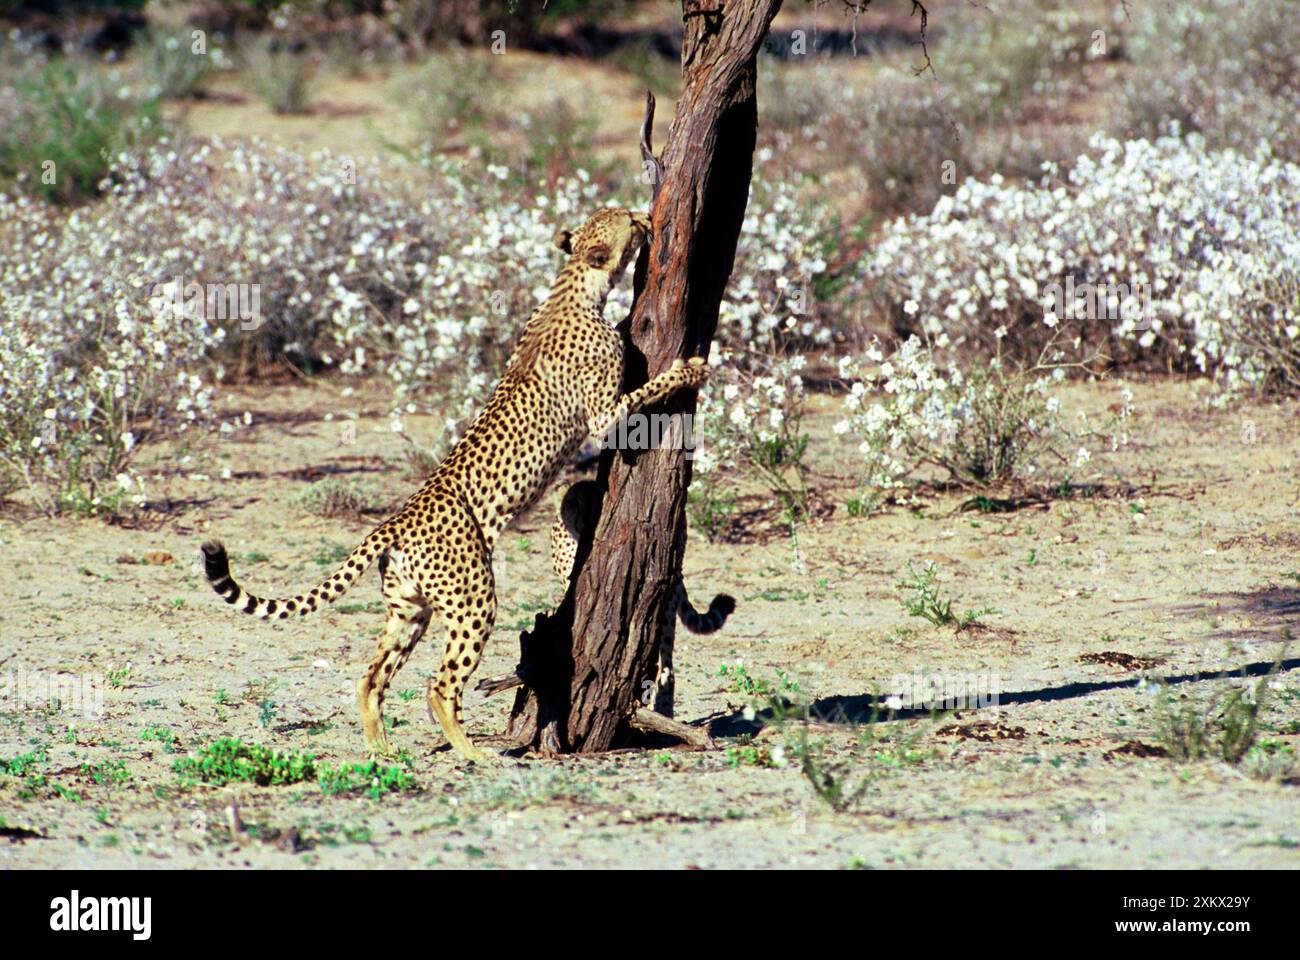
[2,1,1297,518]
[3,0,1295,212]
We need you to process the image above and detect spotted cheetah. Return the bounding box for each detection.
[200,207,732,762]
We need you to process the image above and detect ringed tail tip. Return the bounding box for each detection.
[200,540,230,581]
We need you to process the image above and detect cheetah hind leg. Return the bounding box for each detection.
[550,480,600,584]
[357,566,431,757]
[427,632,490,763]
[426,585,496,763]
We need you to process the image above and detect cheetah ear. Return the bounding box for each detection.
[553,228,573,254]
[584,244,611,268]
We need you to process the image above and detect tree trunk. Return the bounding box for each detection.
[505,0,783,753]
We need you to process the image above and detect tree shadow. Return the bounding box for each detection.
[228,462,392,482]
[709,655,1300,737]
[1168,586,1300,644]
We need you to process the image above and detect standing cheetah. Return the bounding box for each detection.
[201,207,732,761]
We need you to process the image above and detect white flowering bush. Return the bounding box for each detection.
[1118,0,1300,163]
[863,133,1300,394]
[833,338,1068,496]
[695,350,811,528]
[0,136,613,497]
[0,190,220,512]
[370,147,840,463]
[0,130,845,512]
[688,154,843,534]
[717,151,837,350]
[369,162,610,458]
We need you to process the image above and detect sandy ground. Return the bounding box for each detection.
[1,375,1297,869]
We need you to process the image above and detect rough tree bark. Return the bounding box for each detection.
[499,0,784,754]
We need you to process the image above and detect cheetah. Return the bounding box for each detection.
[200,207,733,762]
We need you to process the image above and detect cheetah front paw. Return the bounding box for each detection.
[672,356,709,389]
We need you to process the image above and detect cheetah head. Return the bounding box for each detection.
[553,207,651,299]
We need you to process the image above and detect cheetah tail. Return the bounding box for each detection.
[200,525,394,620]
[675,581,736,635]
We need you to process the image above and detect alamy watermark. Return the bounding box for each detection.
[149,276,262,330]
[1043,276,1153,330]
[0,669,104,718]
[50,891,151,940]
[886,671,1001,712]
[601,412,700,460]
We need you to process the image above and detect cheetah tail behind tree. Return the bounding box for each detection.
[200,525,395,619]
[675,584,736,634]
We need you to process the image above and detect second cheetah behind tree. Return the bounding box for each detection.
[200,207,733,761]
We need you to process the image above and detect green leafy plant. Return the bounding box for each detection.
[141,726,180,752]
[173,738,317,787]
[0,58,162,203]
[896,562,996,629]
[81,759,131,786]
[687,482,737,542]
[785,723,871,813]
[1242,740,1299,784]
[898,562,955,626]
[725,743,777,768]
[1,749,47,778]
[715,663,799,701]
[318,761,415,800]
[1155,646,1288,766]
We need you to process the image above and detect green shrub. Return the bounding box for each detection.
[1156,650,1288,766]
[244,38,316,114]
[136,29,219,100]
[174,737,416,798]
[292,477,382,518]
[173,738,317,787]
[318,761,414,799]
[0,57,162,204]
